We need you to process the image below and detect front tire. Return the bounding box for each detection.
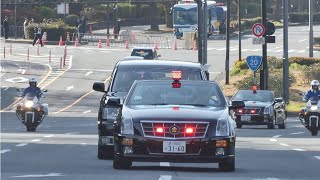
[26,126,36,132]
[97,145,113,159]
[268,114,276,129]
[219,158,235,172]
[311,130,318,136]
[113,155,132,169]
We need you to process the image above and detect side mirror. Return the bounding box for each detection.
[93,82,105,92]
[107,97,121,107]
[229,100,245,110]
[205,71,209,80]
[275,97,283,103]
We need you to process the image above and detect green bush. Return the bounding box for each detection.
[301,63,320,83]
[26,20,77,41]
[36,6,56,19]
[65,14,79,27]
[315,37,320,45]
[289,57,320,66]
[289,13,320,23]
[230,17,262,31]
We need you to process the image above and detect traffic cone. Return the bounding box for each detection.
[59,36,63,46]
[125,40,129,49]
[192,40,197,50]
[42,37,45,46]
[173,40,177,50]
[98,39,102,48]
[155,40,159,50]
[106,37,110,47]
[75,38,79,47]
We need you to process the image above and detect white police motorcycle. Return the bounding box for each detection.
[299,95,320,136]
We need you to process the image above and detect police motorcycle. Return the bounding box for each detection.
[299,95,320,136]
[16,92,48,132]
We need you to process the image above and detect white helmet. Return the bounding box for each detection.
[29,77,37,87]
[29,77,37,83]
[311,80,320,86]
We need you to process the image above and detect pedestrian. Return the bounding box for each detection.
[32,24,43,47]
[3,16,9,39]
[23,17,28,39]
[76,18,82,42]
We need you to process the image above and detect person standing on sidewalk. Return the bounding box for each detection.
[32,24,43,47]
[23,17,29,39]
[3,16,9,39]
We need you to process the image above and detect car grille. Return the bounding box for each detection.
[241,108,261,115]
[140,121,209,139]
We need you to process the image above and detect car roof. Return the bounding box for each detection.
[236,90,274,93]
[121,56,144,60]
[117,60,202,68]
[131,47,155,50]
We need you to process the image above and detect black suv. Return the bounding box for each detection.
[93,59,209,159]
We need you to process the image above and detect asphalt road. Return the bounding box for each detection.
[1,25,319,180]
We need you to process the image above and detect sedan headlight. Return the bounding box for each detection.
[264,106,271,114]
[311,105,318,111]
[25,101,34,108]
[216,118,230,136]
[102,107,118,120]
[121,117,134,135]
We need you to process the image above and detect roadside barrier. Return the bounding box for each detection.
[59,36,63,46]
[98,39,102,48]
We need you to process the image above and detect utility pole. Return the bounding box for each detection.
[225,0,230,85]
[283,0,289,103]
[196,0,203,64]
[14,0,17,39]
[203,0,208,65]
[260,0,268,90]
[309,0,314,57]
[238,0,241,61]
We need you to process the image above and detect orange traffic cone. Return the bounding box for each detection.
[59,36,63,46]
[98,39,102,48]
[75,38,79,47]
[155,40,159,50]
[106,37,110,47]
[125,40,129,49]
[173,40,177,50]
[192,40,197,50]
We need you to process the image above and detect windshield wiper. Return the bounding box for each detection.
[181,104,208,107]
[148,103,169,106]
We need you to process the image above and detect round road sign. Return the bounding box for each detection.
[215,21,220,27]
[252,23,265,37]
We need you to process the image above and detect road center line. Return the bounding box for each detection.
[293,148,306,152]
[290,132,305,135]
[160,162,170,167]
[272,135,281,138]
[314,156,320,160]
[159,175,172,180]
[66,85,74,91]
[269,139,277,142]
[16,143,28,147]
[83,110,91,114]
[43,134,54,138]
[31,139,42,142]
[298,39,307,43]
[1,149,11,153]
[279,143,290,147]
[85,71,93,76]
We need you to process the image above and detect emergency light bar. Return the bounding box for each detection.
[172,71,182,88]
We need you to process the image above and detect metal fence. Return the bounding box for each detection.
[1,25,24,38]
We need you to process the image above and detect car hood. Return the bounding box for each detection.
[243,101,271,107]
[125,105,227,122]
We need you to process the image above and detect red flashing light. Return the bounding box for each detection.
[252,86,257,93]
[216,3,224,6]
[172,82,181,88]
[185,127,194,134]
[237,108,244,114]
[172,107,180,111]
[250,109,256,114]
[156,127,164,133]
[172,71,182,81]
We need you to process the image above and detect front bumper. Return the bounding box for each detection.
[114,135,235,163]
[235,114,272,125]
[98,121,114,145]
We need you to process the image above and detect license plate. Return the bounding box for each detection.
[241,115,251,121]
[101,136,114,145]
[163,141,186,153]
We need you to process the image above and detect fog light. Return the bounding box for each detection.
[215,148,225,156]
[122,138,133,145]
[124,146,133,154]
[216,140,227,147]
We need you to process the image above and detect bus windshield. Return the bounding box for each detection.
[173,10,198,25]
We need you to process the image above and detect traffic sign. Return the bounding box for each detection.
[252,23,265,37]
[215,21,221,27]
[252,37,265,45]
[246,56,262,71]
[266,22,276,35]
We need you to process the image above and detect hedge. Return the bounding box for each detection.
[289,13,320,23]
[230,17,262,31]
[315,37,320,45]
[26,21,77,41]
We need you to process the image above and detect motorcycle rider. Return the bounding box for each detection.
[300,80,320,125]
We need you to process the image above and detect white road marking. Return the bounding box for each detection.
[269,139,277,142]
[43,134,54,138]
[297,50,305,53]
[65,132,79,135]
[160,162,170,167]
[85,71,93,76]
[290,132,305,135]
[1,149,11,153]
[158,175,172,180]
[11,173,64,178]
[314,156,320,160]
[80,143,87,146]
[272,135,281,138]
[66,85,74,91]
[298,39,307,42]
[16,143,28,147]
[31,139,42,142]
[17,69,26,74]
[5,77,29,83]
[288,50,297,53]
[279,143,290,147]
[69,69,113,72]
[251,49,261,52]
[293,148,306,152]
[83,110,91,114]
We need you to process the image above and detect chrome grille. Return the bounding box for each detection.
[140,121,209,139]
[237,108,261,115]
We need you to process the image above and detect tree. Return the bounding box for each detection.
[150,3,159,31]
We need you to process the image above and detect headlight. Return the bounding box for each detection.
[121,117,134,135]
[264,106,271,114]
[25,101,34,108]
[216,118,230,136]
[311,105,318,111]
[102,107,118,120]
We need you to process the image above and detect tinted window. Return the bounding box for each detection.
[111,66,203,92]
[232,90,274,102]
[127,81,226,107]
[131,49,154,59]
